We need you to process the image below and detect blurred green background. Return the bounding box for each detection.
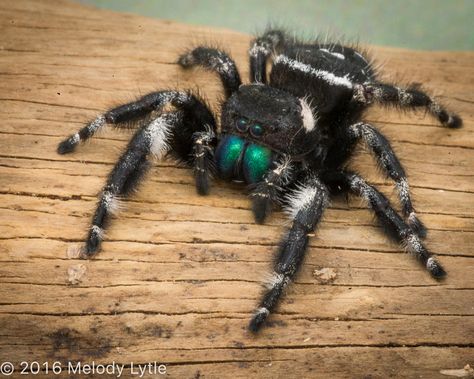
[78,0,473,50]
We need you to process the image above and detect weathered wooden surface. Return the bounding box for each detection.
[0,1,473,378]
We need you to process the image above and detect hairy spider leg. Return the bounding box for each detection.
[178,47,241,98]
[327,171,446,278]
[57,91,174,154]
[71,94,215,256]
[84,112,181,256]
[163,92,217,194]
[346,122,426,237]
[57,91,214,154]
[57,91,216,195]
[249,29,285,84]
[353,82,462,128]
[249,176,329,332]
[249,156,293,224]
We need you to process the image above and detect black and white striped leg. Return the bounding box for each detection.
[250,156,293,224]
[58,91,176,154]
[57,91,214,154]
[58,91,178,154]
[249,29,285,83]
[353,82,462,128]
[249,176,329,332]
[83,112,182,257]
[347,121,426,237]
[178,47,241,98]
[333,171,446,278]
[57,114,107,154]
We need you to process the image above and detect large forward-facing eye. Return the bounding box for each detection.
[236,118,249,132]
[250,124,264,138]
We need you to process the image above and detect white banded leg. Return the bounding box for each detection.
[249,176,329,332]
[352,82,462,128]
[344,172,446,278]
[84,112,181,256]
[57,91,212,154]
[347,122,426,237]
[178,47,241,98]
[57,91,180,154]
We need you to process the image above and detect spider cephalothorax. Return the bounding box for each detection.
[217,84,322,185]
[222,84,321,154]
[57,30,462,332]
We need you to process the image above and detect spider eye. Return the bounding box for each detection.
[250,124,264,138]
[236,118,249,132]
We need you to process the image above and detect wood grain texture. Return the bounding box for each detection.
[0,1,473,378]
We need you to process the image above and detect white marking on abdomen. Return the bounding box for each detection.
[320,48,345,60]
[275,55,353,88]
[354,51,368,64]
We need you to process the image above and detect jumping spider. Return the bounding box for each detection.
[58,30,462,332]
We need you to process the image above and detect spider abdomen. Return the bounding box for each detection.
[215,134,273,184]
[269,43,374,114]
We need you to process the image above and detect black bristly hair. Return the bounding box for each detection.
[57,28,462,332]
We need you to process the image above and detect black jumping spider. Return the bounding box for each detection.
[58,30,462,332]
